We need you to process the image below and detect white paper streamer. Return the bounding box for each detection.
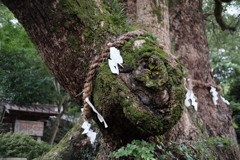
[81,121,91,134]
[108,59,119,75]
[185,88,198,111]
[108,47,123,75]
[184,78,198,111]
[85,97,108,128]
[210,86,219,105]
[110,47,123,67]
[87,129,97,144]
[221,96,230,105]
[81,108,84,113]
[81,121,97,144]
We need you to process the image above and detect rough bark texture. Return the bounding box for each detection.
[123,0,171,53]
[167,0,240,159]
[1,0,239,159]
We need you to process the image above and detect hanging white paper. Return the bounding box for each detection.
[108,47,123,75]
[81,108,84,113]
[81,121,91,134]
[108,59,119,75]
[110,47,123,67]
[220,96,230,105]
[87,129,97,144]
[184,88,198,111]
[81,121,97,144]
[210,86,218,105]
[85,97,108,128]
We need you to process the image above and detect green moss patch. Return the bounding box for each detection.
[59,0,130,55]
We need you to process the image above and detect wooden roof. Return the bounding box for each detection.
[0,102,58,123]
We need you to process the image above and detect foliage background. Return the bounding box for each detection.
[0,2,59,105]
[0,132,52,159]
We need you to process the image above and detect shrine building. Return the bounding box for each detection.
[0,102,58,141]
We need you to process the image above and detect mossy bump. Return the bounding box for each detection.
[93,35,186,137]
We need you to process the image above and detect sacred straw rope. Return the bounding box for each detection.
[191,79,222,92]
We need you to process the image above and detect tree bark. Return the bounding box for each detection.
[167,1,239,159]
[1,0,239,159]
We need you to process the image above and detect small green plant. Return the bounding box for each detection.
[143,32,158,43]
[106,0,126,25]
[0,132,52,159]
[103,0,130,34]
[109,136,234,160]
[163,136,233,160]
[109,140,156,160]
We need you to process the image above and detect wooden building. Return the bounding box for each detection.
[0,102,58,141]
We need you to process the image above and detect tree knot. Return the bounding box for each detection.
[82,30,147,120]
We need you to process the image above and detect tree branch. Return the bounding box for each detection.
[221,0,232,2]
[214,0,236,31]
[204,13,213,20]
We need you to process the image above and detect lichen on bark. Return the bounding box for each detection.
[93,35,186,140]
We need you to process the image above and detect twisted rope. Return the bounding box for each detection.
[191,79,222,92]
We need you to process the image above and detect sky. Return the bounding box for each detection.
[227,5,240,16]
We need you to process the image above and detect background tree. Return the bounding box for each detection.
[0,2,57,104]
[1,0,240,159]
[204,0,240,143]
[0,2,80,145]
[48,80,72,145]
[0,49,58,104]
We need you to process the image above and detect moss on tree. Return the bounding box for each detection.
[59,0,130,57]
[93,35,186,138]
[36,119,101,160]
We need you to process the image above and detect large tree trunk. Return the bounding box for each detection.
[1,0,239,159]
[167,1,239,159]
